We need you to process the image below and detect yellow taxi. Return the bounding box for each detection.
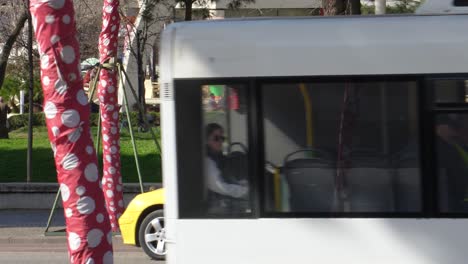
[118,188,166,260]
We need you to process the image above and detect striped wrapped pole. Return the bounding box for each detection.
[97,0,124,232]
[30,0,113,263]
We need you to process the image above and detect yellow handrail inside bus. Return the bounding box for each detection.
[272,84,315,212]
[274,167,282,211]
[299,83,314,148]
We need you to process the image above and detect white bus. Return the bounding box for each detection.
[158,1,468,263]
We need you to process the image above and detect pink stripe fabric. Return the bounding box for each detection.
[30,0,113,263]
[97,0,124,232]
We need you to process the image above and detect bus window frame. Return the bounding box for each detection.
[174,73,468,219]
[427,76,468,218]
[258,76,425,218]
[175,78,260,219]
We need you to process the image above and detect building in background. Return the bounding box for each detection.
[175,0,322,20]
[122,0,324,109]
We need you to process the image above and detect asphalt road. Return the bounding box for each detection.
[0,250,158,264]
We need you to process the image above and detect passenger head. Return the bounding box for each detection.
[206,123,224,154]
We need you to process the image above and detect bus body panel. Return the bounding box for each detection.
[175,219,468,264]
[160,25,179,264]
[158,14,468,264]
[169,15,468,78]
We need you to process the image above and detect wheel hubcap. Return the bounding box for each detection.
[144,217,166,256]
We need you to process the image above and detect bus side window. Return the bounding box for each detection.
[262,81,422,214]
[202,85,251,217]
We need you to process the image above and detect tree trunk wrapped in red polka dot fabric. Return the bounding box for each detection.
[30,0,113,263]
[97,0,124,232]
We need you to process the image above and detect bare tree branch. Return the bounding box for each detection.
[0,12,28,90]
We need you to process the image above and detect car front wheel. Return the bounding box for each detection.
[138,209,166,260]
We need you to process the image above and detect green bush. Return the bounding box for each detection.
[361,0,421,14]
[8,113,46,130]
[8,111,160,130]
[90,112,160,127]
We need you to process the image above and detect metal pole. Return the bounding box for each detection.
[44,188,61,234]
[136,30,144,127]
[88,66,102,168]
[88,66,102,103]
[375,0,386,15]
[380,84,389,155]
[96,108,102,163]
[20,90,24,114]
[119,68,144,193]
[26,0,33,183]
[120,65,162,154]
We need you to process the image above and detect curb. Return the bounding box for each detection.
[0,236,129,244]
[0,182,162,193]
[0,236,66,245]
[0,231,128,246]
[0,182,162,209]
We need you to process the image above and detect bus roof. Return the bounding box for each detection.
[161,15,468,79]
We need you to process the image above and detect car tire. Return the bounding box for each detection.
[138,209,166,260]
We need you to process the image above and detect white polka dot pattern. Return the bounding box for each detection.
[61,45,76,64]
[45,15,55,24]
[103,251,113,264]
[55,77,68,94]
[107,232,112,245]
[41,54,49,68]
[43,76,51,86]
[65,208,73,218]
[87,229,104,248]
[96,213,104,223]
[62,14,70,24]
[62,153,79,170]
[97,0,124,232]
[44,101,57,119]
[48,0,65,9]
[85,163,99,182]
[77,90,88,106]
[68,232,81,251]
[61,183,70,201]
[61,109,80,128]
[52,126,60,137]
[51,35,60,44]
[86,146,93,155]
[77,196,96,215]
[76,185,86,196]
[67,127,82,143]
[30,0,113,262]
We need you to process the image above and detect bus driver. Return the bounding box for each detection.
[204,123,248,214]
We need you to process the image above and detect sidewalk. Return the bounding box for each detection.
[0,209,137,250]
[0,227,67,245]
[0,212,154,264]
[0,183,161,247]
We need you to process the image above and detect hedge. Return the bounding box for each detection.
[8,112,160,131]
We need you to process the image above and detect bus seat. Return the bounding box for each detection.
[347,156,394,212]
[224,150,248,182]
[438,168,449,212]
[284,156,335,212]
[221,147,250,214]
[393,152,421,212]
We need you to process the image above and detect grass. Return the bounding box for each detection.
[0,126,161,183]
